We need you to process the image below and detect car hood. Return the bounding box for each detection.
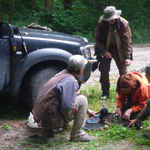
[19,27,88,45]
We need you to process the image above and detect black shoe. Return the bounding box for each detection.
[143,133,150,138]
[100,94,109,100]
[134,124,142,130]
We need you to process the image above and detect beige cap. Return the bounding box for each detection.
[68,55,88,71]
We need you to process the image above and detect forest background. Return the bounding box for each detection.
[0,0,150,44]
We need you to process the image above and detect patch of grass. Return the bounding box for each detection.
[16,139,53,150]
[83,82,150,148]
[5,82,150,149]
[0,97,29,120]
[3,123,12,131]
[81,82,118,114]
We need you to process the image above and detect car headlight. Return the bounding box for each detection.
[80,45,94,59]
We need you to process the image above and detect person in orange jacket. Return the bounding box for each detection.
[128,64,150,129]
[115,72,150,120]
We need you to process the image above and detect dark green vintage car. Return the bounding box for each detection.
[0,22,96,109]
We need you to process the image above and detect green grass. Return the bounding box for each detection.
[3,123,12,131]
[80,81,118,114]
[2,81,150,149]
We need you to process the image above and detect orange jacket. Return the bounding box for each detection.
[117,72,150,112]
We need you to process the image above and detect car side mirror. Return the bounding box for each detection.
[0,22,11,39]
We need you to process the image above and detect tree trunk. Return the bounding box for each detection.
[64,0,72,10]
[0,10,3,21]
[31,0,36,10]
[9,0,13,23]
[96,0,103,11]
[45,0,53,13]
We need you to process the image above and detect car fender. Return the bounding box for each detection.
[9,48,73,97]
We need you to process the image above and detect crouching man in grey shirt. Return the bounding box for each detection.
[27,55,96,142]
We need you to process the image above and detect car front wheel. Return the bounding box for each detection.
[19,66,62,110]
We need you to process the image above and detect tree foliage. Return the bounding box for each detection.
[0,0,149,43]
[64,0,72,10]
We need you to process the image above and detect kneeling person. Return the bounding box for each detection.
[27,55,96,142]
[115,72,150,120]
[128,64,150,127]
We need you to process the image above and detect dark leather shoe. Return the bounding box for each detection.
[143,133,150,138]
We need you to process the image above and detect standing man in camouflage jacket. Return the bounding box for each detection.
[94,6,132,100]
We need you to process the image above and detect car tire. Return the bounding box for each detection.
[19,66,62,110]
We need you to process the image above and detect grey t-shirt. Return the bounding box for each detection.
[56,76,79,114]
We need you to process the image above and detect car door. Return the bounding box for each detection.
[0,38,11,92]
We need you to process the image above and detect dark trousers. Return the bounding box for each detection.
[98,47,127,96]
[122,106,141,120]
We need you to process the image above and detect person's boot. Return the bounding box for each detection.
[134,123,142,130]
[100,94,109,100]
[71,133,96,142]
[143,133,150,138]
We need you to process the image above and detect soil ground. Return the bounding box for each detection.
[81,43,150,90]
[0,44,150,150]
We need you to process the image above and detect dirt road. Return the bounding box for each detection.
[0,44,150,149]
[81,44,150,89]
